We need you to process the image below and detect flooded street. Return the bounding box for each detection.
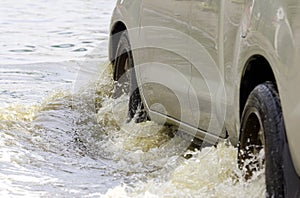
[0,0,265,197]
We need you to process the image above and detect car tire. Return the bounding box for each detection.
[238,82,300,198]
[113,31,148,123]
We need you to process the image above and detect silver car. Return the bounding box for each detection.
[108,0,300,197]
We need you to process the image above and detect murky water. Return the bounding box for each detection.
[0,0,112,64]
[0,0,265,197]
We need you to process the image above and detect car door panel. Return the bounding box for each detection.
[189,0,227,137]
[138,0,194,125]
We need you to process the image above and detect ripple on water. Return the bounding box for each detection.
[82,41,93,44]
[51,44,75,48]
[9,49,34,53]
[24,45,36,49]
[72,48,87,52]
[58,32,73,35]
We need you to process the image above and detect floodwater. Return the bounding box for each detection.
[0,0,265,197]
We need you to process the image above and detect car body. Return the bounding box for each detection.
[109,0,300,196]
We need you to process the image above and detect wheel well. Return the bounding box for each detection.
[110,21,127,64]
[240,55,277,118]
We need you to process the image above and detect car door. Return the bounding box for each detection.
[137,0,194,124]
[188,0,227,137]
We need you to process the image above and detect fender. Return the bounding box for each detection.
[109,0,143,64]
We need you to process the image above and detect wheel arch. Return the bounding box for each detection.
[239,55,277,119]
[109,21,127,80]
[109,21,127,63]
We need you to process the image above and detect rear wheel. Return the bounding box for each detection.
[113,31,148,123]
[238,82,300,197]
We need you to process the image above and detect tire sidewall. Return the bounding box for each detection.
[239,83,284,197]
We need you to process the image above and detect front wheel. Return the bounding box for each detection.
[238,82,300,197]
[113,31,148,123]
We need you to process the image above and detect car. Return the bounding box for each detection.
[108,0,300,197]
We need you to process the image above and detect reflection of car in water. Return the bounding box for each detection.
[108,0,300,197]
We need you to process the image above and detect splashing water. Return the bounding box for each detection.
[0,62,265,197]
